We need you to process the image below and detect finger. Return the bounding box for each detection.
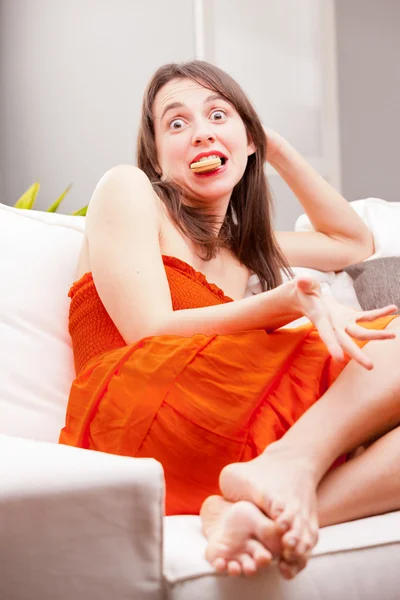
[309,516,320,548]
[279,560,298,580]
[282,516,303,561]
[276,506,298,533]
[269,498,286,520]
[335,329,373,370]
[294,521,314,558]
[314,317,345,363]
[356,305,398,322]
[279,558,306,579]
[292,555,308,575]
[345,323,396,341]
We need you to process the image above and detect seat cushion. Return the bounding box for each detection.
[163,511,400,600]
[0,203,85,442]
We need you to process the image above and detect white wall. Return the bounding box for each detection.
[335,0,400,202]
[0,0,195,211]
[201,0,339,230]
[0,0,336,230]
[1,0,399,220]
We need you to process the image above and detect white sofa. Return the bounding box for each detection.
[1,201,399,600]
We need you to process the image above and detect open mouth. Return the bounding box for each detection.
[190,154,227,174]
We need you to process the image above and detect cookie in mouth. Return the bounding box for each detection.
[190,154,226,173]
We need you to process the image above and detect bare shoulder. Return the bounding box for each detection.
[84,163,163,274]
[86,165,160,227]
[76,164,174,345]
[76,165,162,279]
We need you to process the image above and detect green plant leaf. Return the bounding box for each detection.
[14,183,40,209]
[47,183,73,213]
[71,205,88,217]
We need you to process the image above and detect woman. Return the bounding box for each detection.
[59,60,400,580]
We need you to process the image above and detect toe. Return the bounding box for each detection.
[213,557,227,573]
[238,553,257,576]
[246,539,273,568]
[227,560,242,576]
[254,549,273,569]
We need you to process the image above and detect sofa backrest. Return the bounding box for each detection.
[0,203,85,442]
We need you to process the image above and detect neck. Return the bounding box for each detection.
[183,192,232,236]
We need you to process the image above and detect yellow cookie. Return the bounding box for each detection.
[190,157,222,173]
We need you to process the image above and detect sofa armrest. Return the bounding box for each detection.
[0,434,165,600]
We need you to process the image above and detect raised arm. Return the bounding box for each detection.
[267,131,375,271]
[85,165,302,345]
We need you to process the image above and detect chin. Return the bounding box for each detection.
[192,185,234,203]
[171,171,242,204]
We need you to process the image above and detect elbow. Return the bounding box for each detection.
[340,231,376,269]
[122,313,174,345]
[354,229,376,261]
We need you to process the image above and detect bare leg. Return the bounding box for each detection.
[203,425,400,579]
[317,424,400,527]
[219,319,400,564]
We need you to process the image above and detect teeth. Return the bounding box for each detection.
[198,154,220,162]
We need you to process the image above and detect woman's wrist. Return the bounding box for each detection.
[283,279,303,320]
[267,139,299,172]
[262,279,303,331]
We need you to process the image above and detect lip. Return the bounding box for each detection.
[189,150,228,166]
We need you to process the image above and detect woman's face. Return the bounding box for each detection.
[152,78,255,206]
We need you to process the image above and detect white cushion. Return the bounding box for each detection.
[0,203,85,442]
[246,266,362,311]
[164,511,400,600]
[296,198,400,260]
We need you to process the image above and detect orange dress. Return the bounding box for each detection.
[59,255,395,515]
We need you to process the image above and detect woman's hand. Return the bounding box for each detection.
[263,128,289,164]
[293,277,398,370]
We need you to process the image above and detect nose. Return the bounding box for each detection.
[191,122,216,146]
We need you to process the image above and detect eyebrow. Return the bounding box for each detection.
[160,94,227,121]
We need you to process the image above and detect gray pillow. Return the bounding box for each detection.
[344,257,400,312]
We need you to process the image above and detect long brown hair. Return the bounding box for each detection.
[136,60,291,291]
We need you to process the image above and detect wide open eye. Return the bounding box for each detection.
[210,109,226,121]
[169,118,185,130]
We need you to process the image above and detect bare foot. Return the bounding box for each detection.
[219,442,320,571]
[203,498,283,577]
